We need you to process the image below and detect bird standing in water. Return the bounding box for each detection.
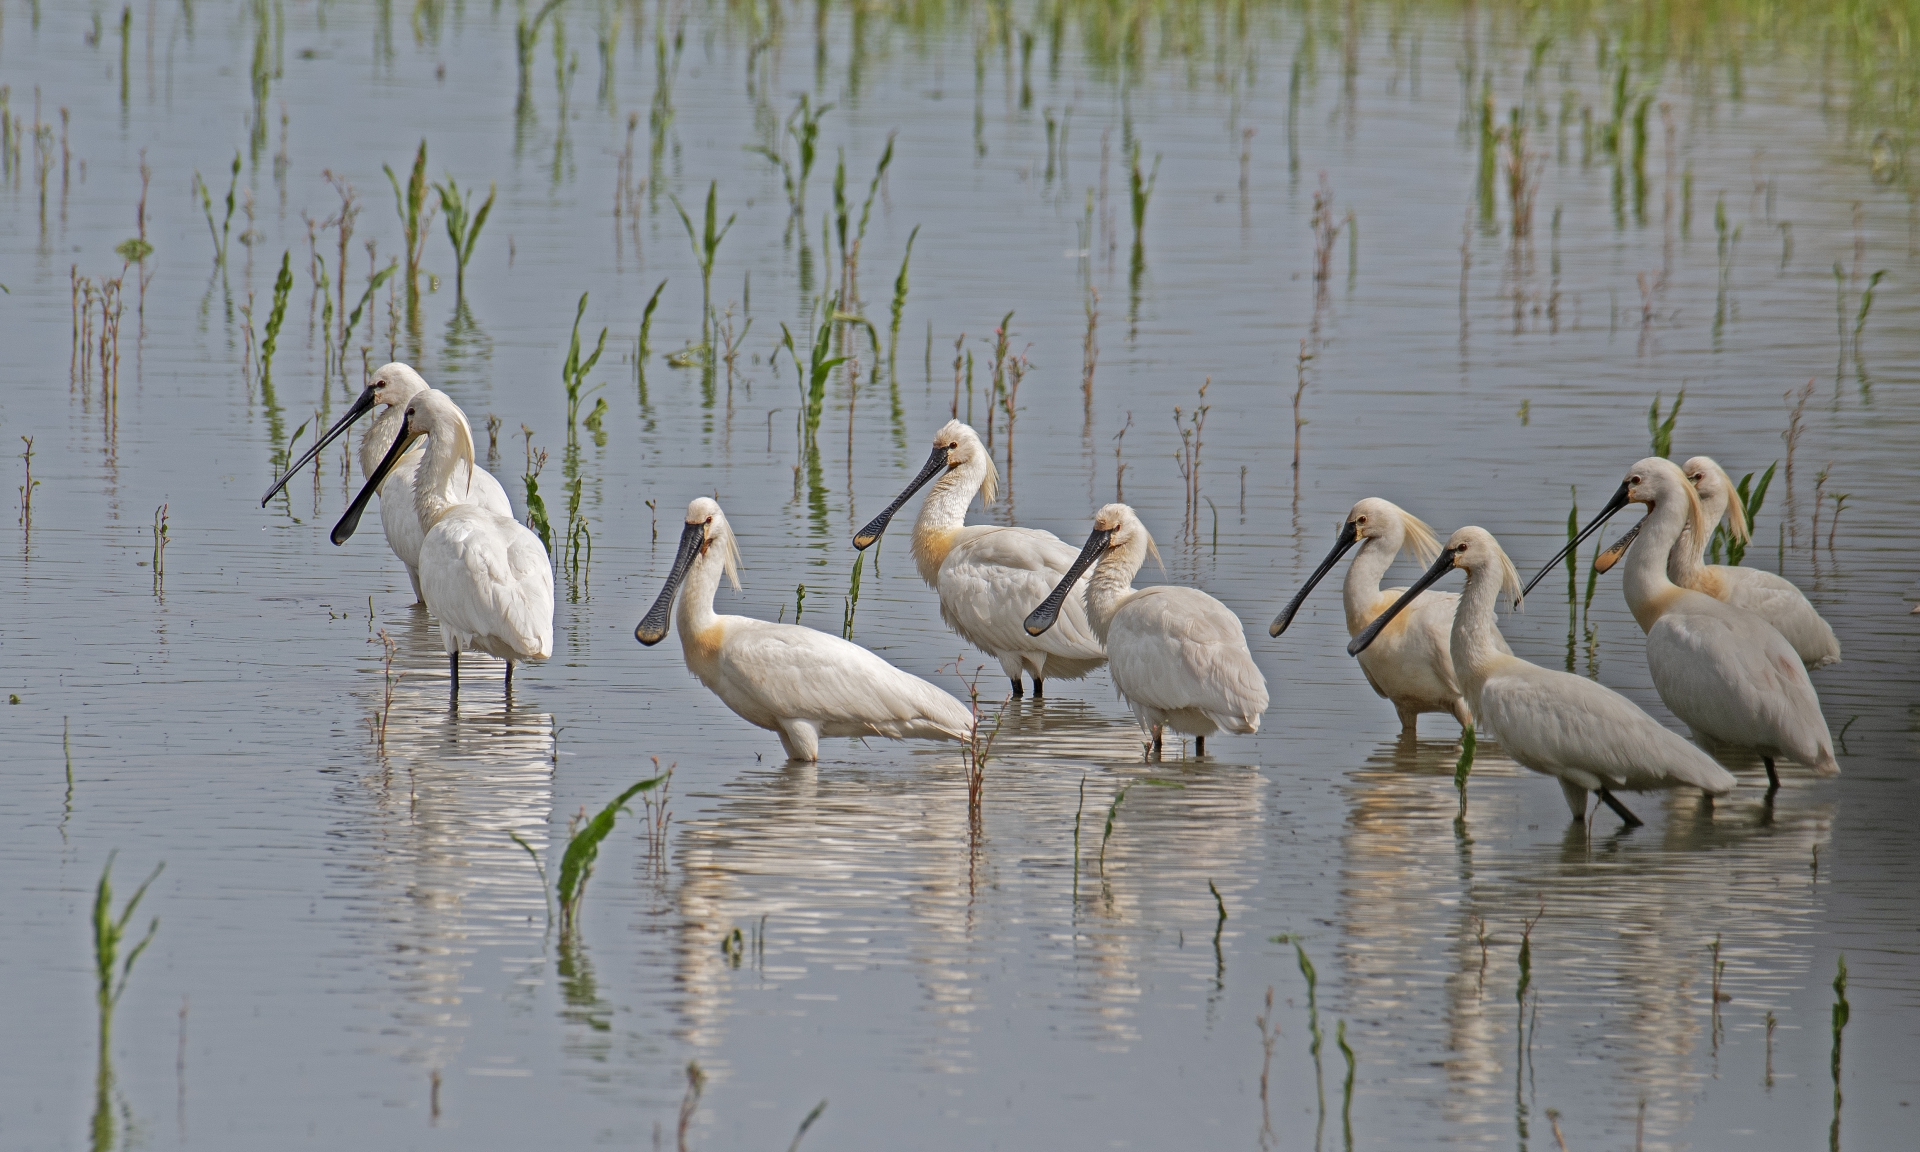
[1355,526,1735,826]
[333,390,552,698]
[643,498,975,762]
[1270,497,1503,733]
[1533,457,1838,791]
[853,421,1106,699]
[1591,455,1839,670]
[1028,504,1267,756]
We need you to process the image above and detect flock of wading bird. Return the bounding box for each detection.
[263,365,1845,829]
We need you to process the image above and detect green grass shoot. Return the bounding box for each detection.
[434,175,495,300]
[1648,388,1683,458]
[1128,141,1160,248]
[93,852,164,1016]
[557,773,670,933]
[1337,1018,1356,1150]
[840,549,865,639]
[672,181,736,354]
[258,252,293,387]
[888,224,919,379]
[561,291,609,433]
[1713,461,1775,565]
[787,1098,828,1152]
[776,297,847,444]
[1454,726,1476,797]
[343,258,400,352]
[190,151,241,266]
[636,278,667,380]
[384,139,434,302]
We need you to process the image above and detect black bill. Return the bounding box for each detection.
[330,413,418,546]
[635,519,707,646]
[852,443,950,550]
[1520,480,1630,598]
[1348,547,1458,656]
[261,384,378,506]
[1270,519,1360,638]
[1024,526,1112,637]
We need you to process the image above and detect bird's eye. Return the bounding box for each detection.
[1355,516,1367,524]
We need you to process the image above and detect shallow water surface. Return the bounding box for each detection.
[2,4,1917,1149]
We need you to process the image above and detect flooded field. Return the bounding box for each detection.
[2,2,1917,1148]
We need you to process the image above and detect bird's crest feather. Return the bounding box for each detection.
[1711,458,1750,543]
[1399,510,1442,567]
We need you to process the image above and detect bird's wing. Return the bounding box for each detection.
[713,621,974,738]
[462,460,518,520]
[1647,608,1825,755]
[1109,588,1268,725]
[422,510,554,658]
[495,517,556,657]
[1717,567,1841,666]
[940,527,1105,661]
[1479,662,1733,793]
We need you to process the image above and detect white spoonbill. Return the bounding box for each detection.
[1270,497,1508,733]
[1531,457,1838,790]
[1026,504,1267,755]
[1353,527,1735,826]
[262,362,514,603]
[640,498,975,762]
[1591,456,1840,669]
[333,390,553,698]
[853,421,1106,698]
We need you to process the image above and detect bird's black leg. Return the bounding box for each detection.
[449,652,460,699]
[505,659,514,697]
[1010,676,1024,699]
[1195,735,1205,756]
[1762,756,1780,793]
[1032,678,1044,699]
[1152,725,1163,754]
[1595,787,1643,828]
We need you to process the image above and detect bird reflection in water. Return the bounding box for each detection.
[323,613,556,1094]
[660,706,1267,1068]
[1333,734,1834,1143]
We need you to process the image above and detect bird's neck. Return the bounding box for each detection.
[1449,566,1510,708]
[1624,497,1688,631]
[1667,486,1725,585]
[1084,544,1143,644]
[361,403,411,482]
[910,466,978,585]
[674,549,727,650]
[1343,531,1400,633]
[410,436,465,532]
[1667,518,1706,587]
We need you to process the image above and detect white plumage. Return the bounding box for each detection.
[1595,456,1840,670]
[854,421,1105,698]
[1353,527,1735,826]
[641,498,974,762]
[262,361,514,604]
[360,365,516,603]
[334,390,553,696]
[1029,504,1266,755]
[1596,458,1838,789]
[1271,497,1506,732]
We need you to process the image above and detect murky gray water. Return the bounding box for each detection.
[3,4,1917,1149]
